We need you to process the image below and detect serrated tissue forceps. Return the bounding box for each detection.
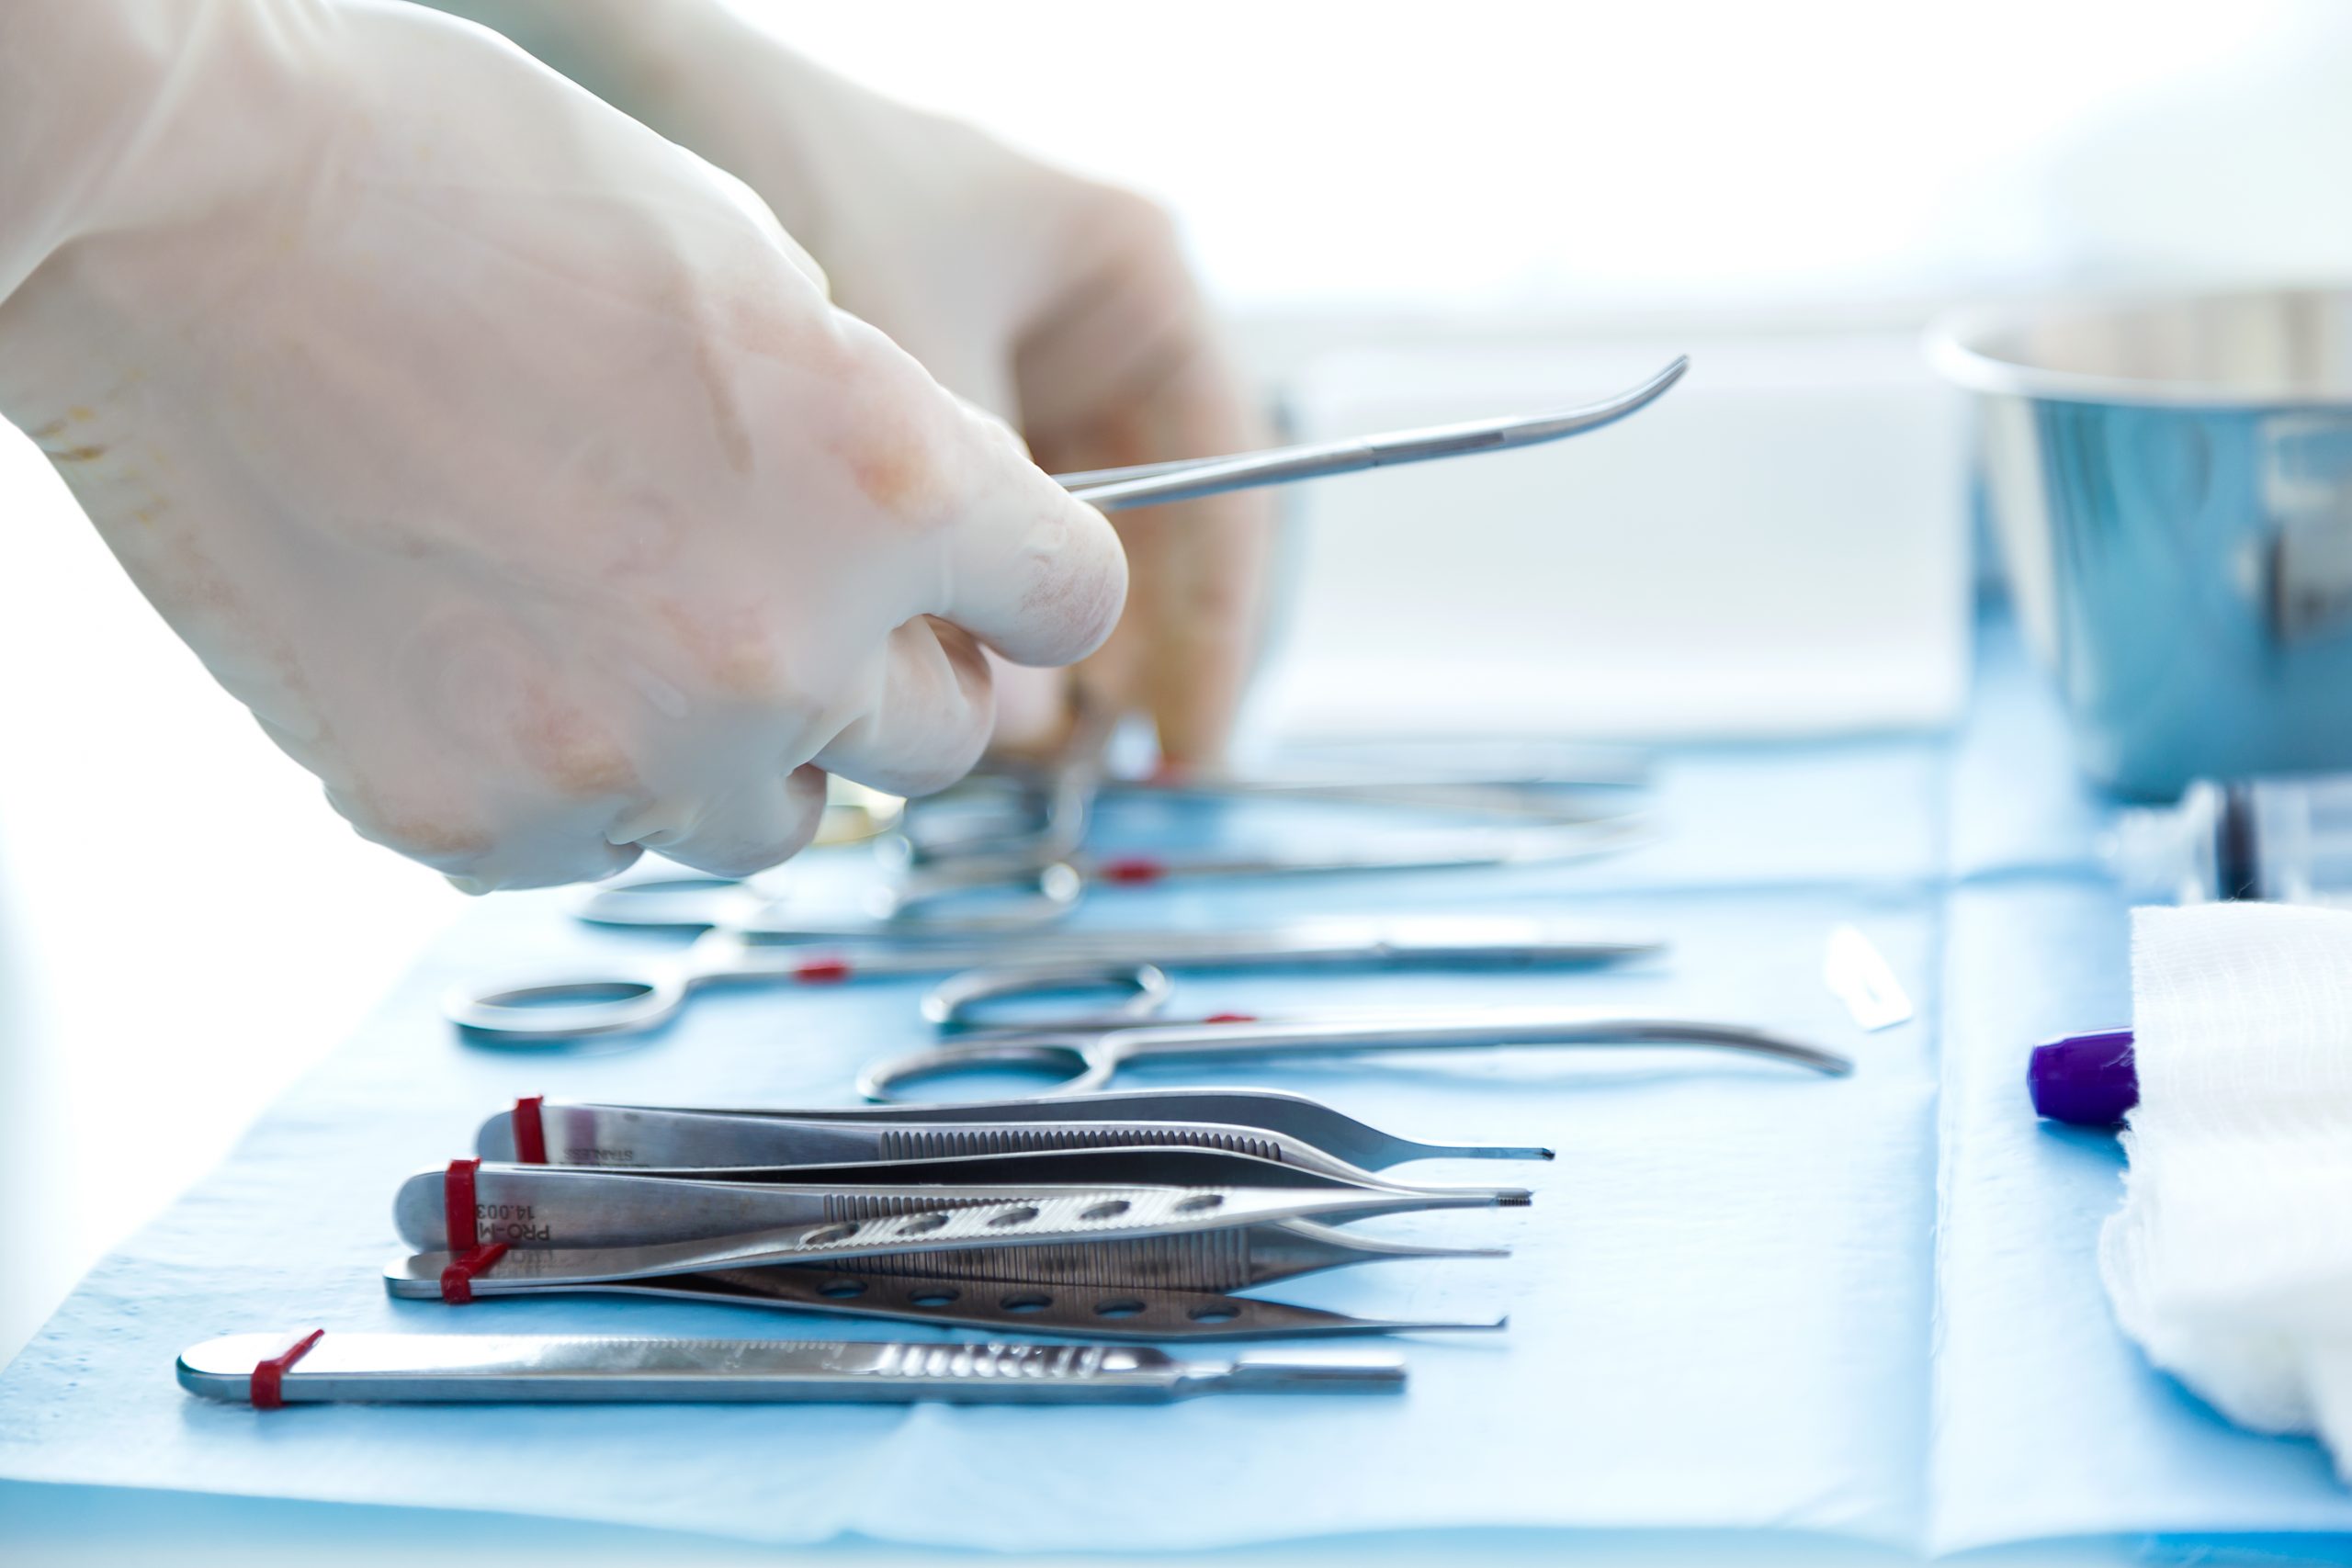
[1051,357,1687,510]
[858,1005,1854,1101]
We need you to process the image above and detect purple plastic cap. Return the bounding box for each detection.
[2028,1029,2139,1127]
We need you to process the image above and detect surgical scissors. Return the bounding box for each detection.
[445,916,1663,1042]
[888,754,1646,869]
[570,694,1649,937]
[1050,357,1687,511]
[571,812,1645,938]
[856,1006,1855,1100]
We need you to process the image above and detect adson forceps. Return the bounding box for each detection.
[478,1087,1556,1168]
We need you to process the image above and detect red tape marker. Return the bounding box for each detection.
[793,955,854,983]
[1096,856,1167,886]
[512,1097,548,1165]
[438,1158,509,1302]
[439,1244,510,1304]
[444,1158,481,1254]
[249,1328,324,1409]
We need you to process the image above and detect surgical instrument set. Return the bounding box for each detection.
[181,1332,1408,1406]
[390,1091,1554,1337]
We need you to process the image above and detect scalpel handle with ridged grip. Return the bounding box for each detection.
[177,1331,1406,1404]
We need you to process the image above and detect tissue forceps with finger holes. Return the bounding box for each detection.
[865,727,1648,893]
[857,1003,1856,1101]
[445,916,1664,1043]
[560,681,1654,937]
[569,801,1649,941]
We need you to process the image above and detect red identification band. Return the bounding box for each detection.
[512,1097,548,1165]
[439,1244,510,1304]
[444,1157,481,1253]
[1096,856,1167,886]
[249,1328,324,1409]
[793,955,854,983]
[439,1158,508,1302]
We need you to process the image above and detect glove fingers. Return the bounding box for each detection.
[632,761,831,881]
[811,615,994,797]
[932,411,1127,670]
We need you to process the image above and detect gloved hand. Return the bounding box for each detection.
[434,0,1279,766]
[0,0,1125,891]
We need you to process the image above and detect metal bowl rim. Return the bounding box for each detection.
[1926,284,2352,411]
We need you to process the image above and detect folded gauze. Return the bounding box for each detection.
[2103,902,2352,1479]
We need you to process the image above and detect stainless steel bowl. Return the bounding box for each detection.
[1929,288,2352,797]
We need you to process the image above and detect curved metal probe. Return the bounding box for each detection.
[1057,356,1689,512]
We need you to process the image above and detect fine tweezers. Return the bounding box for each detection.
[479,1089,1555,1169]
[470,1106,1529,1195]
[179,1333,1409,1405]
[1054,357,1689,511]
[770,1220,1505,1292]
[391,1182,1504,1293]
[435,1269,1502,1338]
[444,1144,1526,1204]
[500,1146,1464,1197]
[395,1164,1511,1286]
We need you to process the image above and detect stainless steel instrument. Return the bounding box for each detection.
[179,1332,1409,1404]
[1053,358,1686,512]
[482,1088,1554,1168]
[856,1007,1856,1100]
[448,909,1659,1043]
[433,1269,1500,1338]
[392,1180,1498,1287]
[466,1105,1532,1193]
[513,1146,1484,1196]
[393,1163,1525,1252]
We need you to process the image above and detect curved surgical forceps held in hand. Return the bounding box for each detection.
[1050,357,1688,511]
[856,1007,1855,1101]
[446,918,1663,1043]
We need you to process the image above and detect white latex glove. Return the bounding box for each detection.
[433,0,1278,766]
[0,0,1125,891]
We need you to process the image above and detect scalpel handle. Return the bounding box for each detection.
[176,1332,1404,1404]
